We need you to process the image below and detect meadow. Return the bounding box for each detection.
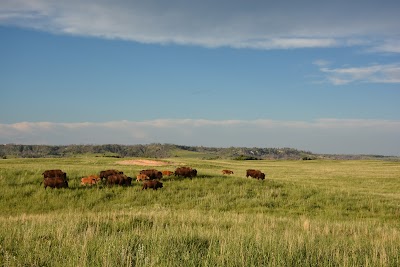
[0,156,399,266]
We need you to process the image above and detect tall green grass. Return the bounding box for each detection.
[0,157,399,266]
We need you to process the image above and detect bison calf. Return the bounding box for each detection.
[222,169,234,175]
[81,175,101,186]
[142,180,163,190]
[136,174,149,181]
[162,170,174,176]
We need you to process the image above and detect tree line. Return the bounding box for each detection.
[0,143,396,160]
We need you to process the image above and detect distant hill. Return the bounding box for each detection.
[0,143,397,160]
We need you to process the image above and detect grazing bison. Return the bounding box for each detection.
[140,169,163,180]
[246,169,266,180]
[125,176,133,186]
[222,169,234,175]
[174,167,197,178]
[136,174,149,182]
[81,175,101,186]
[162,170,174,176]
[106,174,132,186]
[43,177,68,189]
[99,169,123,179]
[142,180,163,190]
[42,169,67,180]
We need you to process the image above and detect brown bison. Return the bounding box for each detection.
[174,167,197,178]
[162,170,174,176]
[246,169,266,180]
[81,175,101,186]
[42,169,67,180]
[125,176,133,186]
[140,169,163,180]
[99,169,124,179]
[43,177,68,189]
[142,180,163,190]
[106,174,132,186]
[222,169,234,175]
[136,174,149,182]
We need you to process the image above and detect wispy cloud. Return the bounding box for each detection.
[233,38,338,50]
[313,60,331,67]
[1,119,399,155]
[1,0,399,51]
[316,63,400,85]
[367,39,400,54]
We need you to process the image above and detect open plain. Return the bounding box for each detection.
[0,156,399,266]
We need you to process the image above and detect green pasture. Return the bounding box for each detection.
[0,157,399,266]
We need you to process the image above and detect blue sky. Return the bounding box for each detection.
[1,0,400,155]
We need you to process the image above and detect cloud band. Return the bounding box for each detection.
[1,119,399,155]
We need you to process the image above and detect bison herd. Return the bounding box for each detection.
[41,167,266,190]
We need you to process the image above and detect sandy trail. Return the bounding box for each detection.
[116,159,171,166]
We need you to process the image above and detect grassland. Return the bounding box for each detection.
[0,156,399,266]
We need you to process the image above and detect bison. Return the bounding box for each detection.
[106,174,132,186]
[162,170,174,176]
[140,169,163,180]
[222,169,234,175]
[81,175,101,186]
[246,169,266,180]
[125,176,133,186]
[43,177,68,189]
[99,169,124,180]
[136,174,149,182]
[142,180,163,190]
[42,169,67,180]
[175,167,197,178]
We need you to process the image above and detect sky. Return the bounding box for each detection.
[1,0,400,156]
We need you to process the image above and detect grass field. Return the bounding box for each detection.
[0,157,399,266]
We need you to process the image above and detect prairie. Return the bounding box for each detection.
[0,157,399,266]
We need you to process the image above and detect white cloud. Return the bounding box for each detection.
[1,119,399,155]
[317,63,400,85]
[1,0,399,50]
